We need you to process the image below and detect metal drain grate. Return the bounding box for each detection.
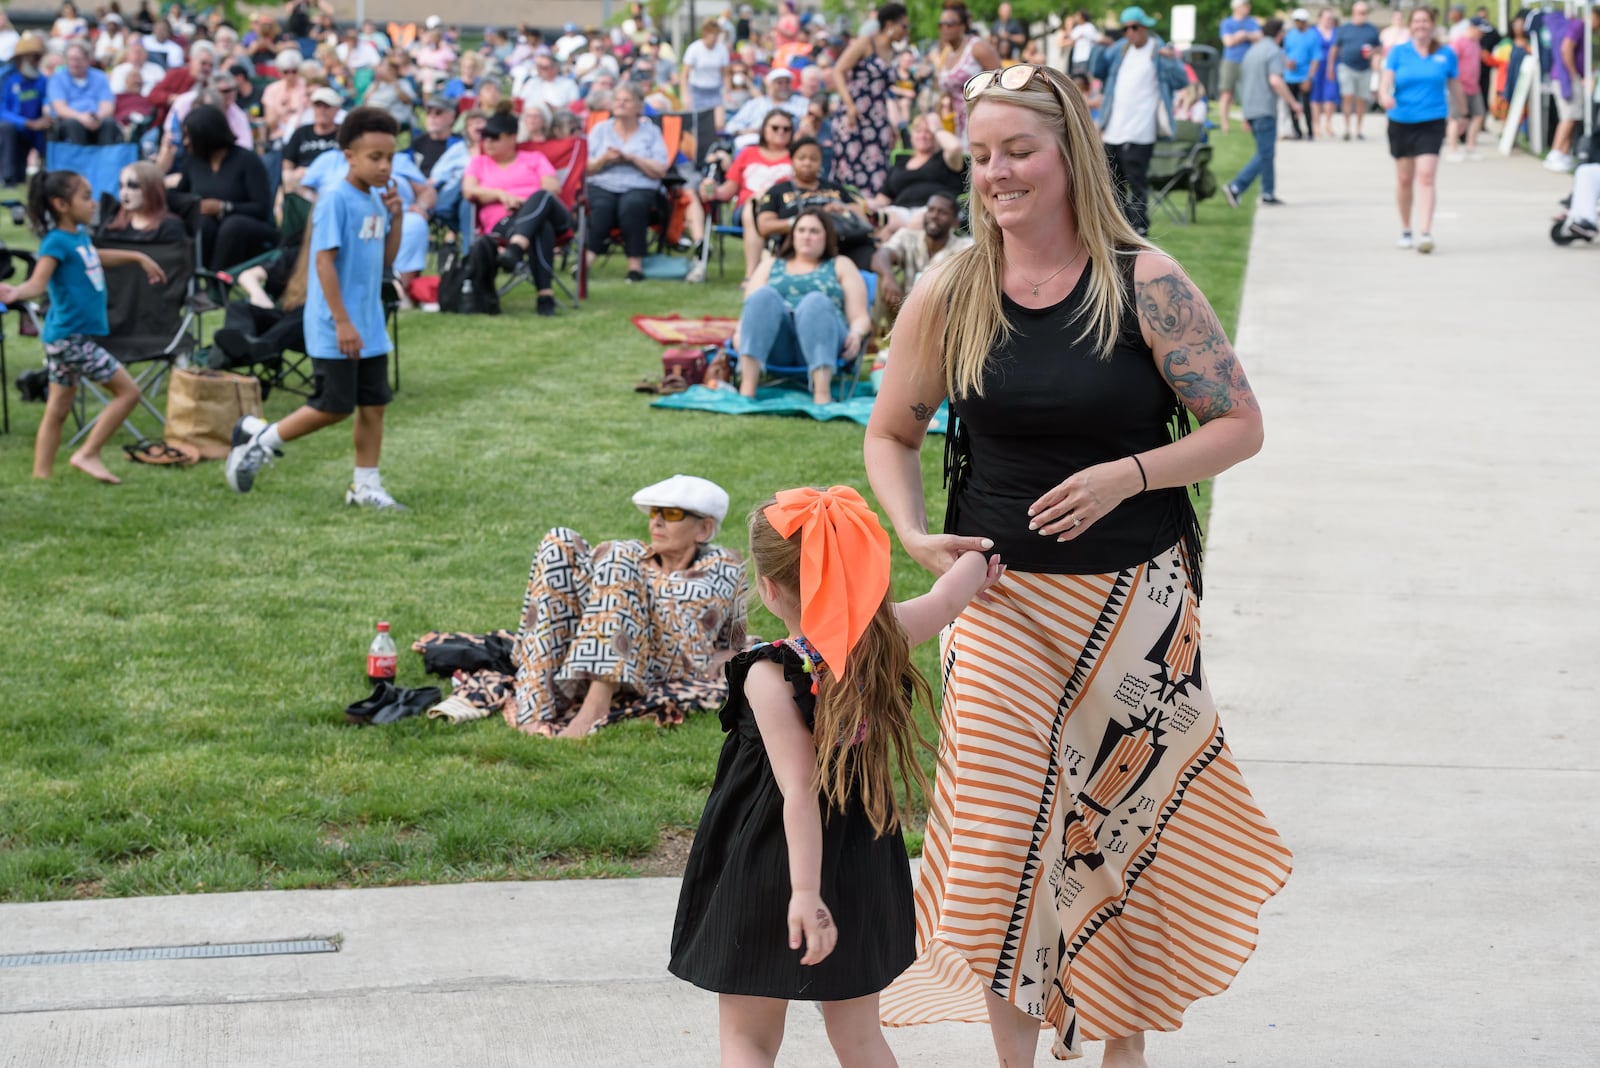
[0,938,340,968]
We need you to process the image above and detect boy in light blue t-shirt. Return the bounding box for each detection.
[225,107,409,510]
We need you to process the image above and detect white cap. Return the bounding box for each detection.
[310,86,343,107]
[632,475,730,534]
[276,47,303,70]
[766,66,794,81]
[425,15,442,30]
[1291,7,1311,19]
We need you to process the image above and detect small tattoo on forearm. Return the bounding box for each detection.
[816,909,832,930]
[909,402,935,422]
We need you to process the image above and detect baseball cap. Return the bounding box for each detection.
[482,112,519,139]
[424,94,453,112]
[766,66,794,81]
[310,86,343,107]
[1291,8,1311,20]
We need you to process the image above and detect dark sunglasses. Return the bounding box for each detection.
[649,506,703,522]
[964,63,1055,102]
[1123,23,1149,32]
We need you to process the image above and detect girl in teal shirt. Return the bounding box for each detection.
[0,169,164,483]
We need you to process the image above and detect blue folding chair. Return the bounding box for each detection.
[723,272,876,402]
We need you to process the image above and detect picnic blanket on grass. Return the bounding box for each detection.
[650,378,949,434]
[631,314,740,346]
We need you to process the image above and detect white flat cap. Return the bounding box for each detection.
[633,475,730,533]
[1291,8,1311,20]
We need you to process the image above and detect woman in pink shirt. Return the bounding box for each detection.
[463,111,569,316]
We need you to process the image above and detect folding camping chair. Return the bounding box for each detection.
[68,231,201,446]
[472,135,589,307]
[0,244,37,435]
[1147,121,1215,226]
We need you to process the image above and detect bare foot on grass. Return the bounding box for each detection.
[69,453,121,484]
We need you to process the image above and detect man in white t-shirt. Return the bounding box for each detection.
[517,51,580,116]
[109,37,164,95]
[679,19,729,114]
[1093,6,1186,235]
[1067,10,1105,73]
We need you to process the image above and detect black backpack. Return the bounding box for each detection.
[438,236,501,316]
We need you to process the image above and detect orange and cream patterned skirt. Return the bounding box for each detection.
[880,547,1292,1059]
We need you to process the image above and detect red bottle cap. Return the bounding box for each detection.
[376,621,390,632]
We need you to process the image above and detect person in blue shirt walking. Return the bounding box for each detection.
[1222,19,1302,208]
[0,35,52,186]
[0,170,165,483]
[1217,1,1262,135]
[226,108,409,510]
[1281,9,1322,140]
[1379,6,1463,254]
[1329,1,1382,141]
[45,40,120,144]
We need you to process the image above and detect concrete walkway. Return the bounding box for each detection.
[4,128,1597,1067]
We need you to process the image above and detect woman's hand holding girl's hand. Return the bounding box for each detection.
[136,254,166,285]
[787,890,838,966]
[939,545,1006,605]
[904,531,994,577]
[1028,458,1143,541]
[0,283,15,304]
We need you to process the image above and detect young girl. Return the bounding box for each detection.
[0,170,165,484]
[669,485,1002,1066]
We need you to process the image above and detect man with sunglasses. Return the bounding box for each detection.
[1091,6,1190,236]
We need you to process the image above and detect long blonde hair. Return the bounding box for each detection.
[921,66,1150,400]
[747,498,932,837]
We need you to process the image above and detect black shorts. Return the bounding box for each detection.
[308,355,392,414]
[1388,118,1447,159]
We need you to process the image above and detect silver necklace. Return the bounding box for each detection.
[1009,244,1085,296]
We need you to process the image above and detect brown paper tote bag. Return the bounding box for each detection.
[165,368,264,460]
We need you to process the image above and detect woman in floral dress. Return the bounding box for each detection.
[831,3,910,198]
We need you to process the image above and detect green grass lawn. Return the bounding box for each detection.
[0,131,1259,901]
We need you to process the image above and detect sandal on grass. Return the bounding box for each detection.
[123,440,198,466]
[658,373,690,395]
[634,377,664,394]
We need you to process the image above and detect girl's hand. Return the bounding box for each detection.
[903,530,994,577]
[136,254,166,285]
[939,547,1006,606]
[0,283,14,304]
[1028,458,1142,541]
[787,890,838,966]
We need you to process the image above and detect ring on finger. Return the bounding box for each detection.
[1070,515,1082,528]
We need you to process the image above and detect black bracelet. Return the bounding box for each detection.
[1131,454,1148,493]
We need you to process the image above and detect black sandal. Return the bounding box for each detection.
[123,441,195,466]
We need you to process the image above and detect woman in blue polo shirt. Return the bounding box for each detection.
[1379,6,1462,255]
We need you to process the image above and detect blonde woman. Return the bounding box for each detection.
[865,63,1292,1067]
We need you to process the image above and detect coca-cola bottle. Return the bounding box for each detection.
[367,622,397,685]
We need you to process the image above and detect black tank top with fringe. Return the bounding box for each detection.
[943,251,1205,595]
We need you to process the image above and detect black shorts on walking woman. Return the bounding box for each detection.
[1388,117,1446,159]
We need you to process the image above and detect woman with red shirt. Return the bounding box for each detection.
[699,109,793,284]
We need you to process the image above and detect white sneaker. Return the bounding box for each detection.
[1416,232,1435,254]
[345,482,408,511]
[1396,231,1414,250]
[1543,151,1573,172]
[224,416,275,493]
[1445,150,1465,163]
[684,261,707,284]
[1465,150,1483,161]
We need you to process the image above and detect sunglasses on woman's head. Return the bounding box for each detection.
[963,63,1054,102]
[649,506,703,522]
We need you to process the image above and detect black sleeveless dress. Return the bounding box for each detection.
[668,641,916,1001]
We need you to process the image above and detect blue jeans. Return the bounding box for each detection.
[433,179,472,235]
[737,287,846,375]
[1231,115,1278,198]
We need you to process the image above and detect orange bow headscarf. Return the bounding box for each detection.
[763,486,891,678]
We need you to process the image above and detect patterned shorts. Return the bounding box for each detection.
[44,335,121,388]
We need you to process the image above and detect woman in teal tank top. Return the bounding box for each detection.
[731,208,873,406]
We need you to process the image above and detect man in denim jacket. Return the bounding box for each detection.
[1091,6,1190,235]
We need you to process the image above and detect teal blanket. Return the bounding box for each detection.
[650,379,948,434]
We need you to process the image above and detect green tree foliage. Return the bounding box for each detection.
[826,0,1236,47]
